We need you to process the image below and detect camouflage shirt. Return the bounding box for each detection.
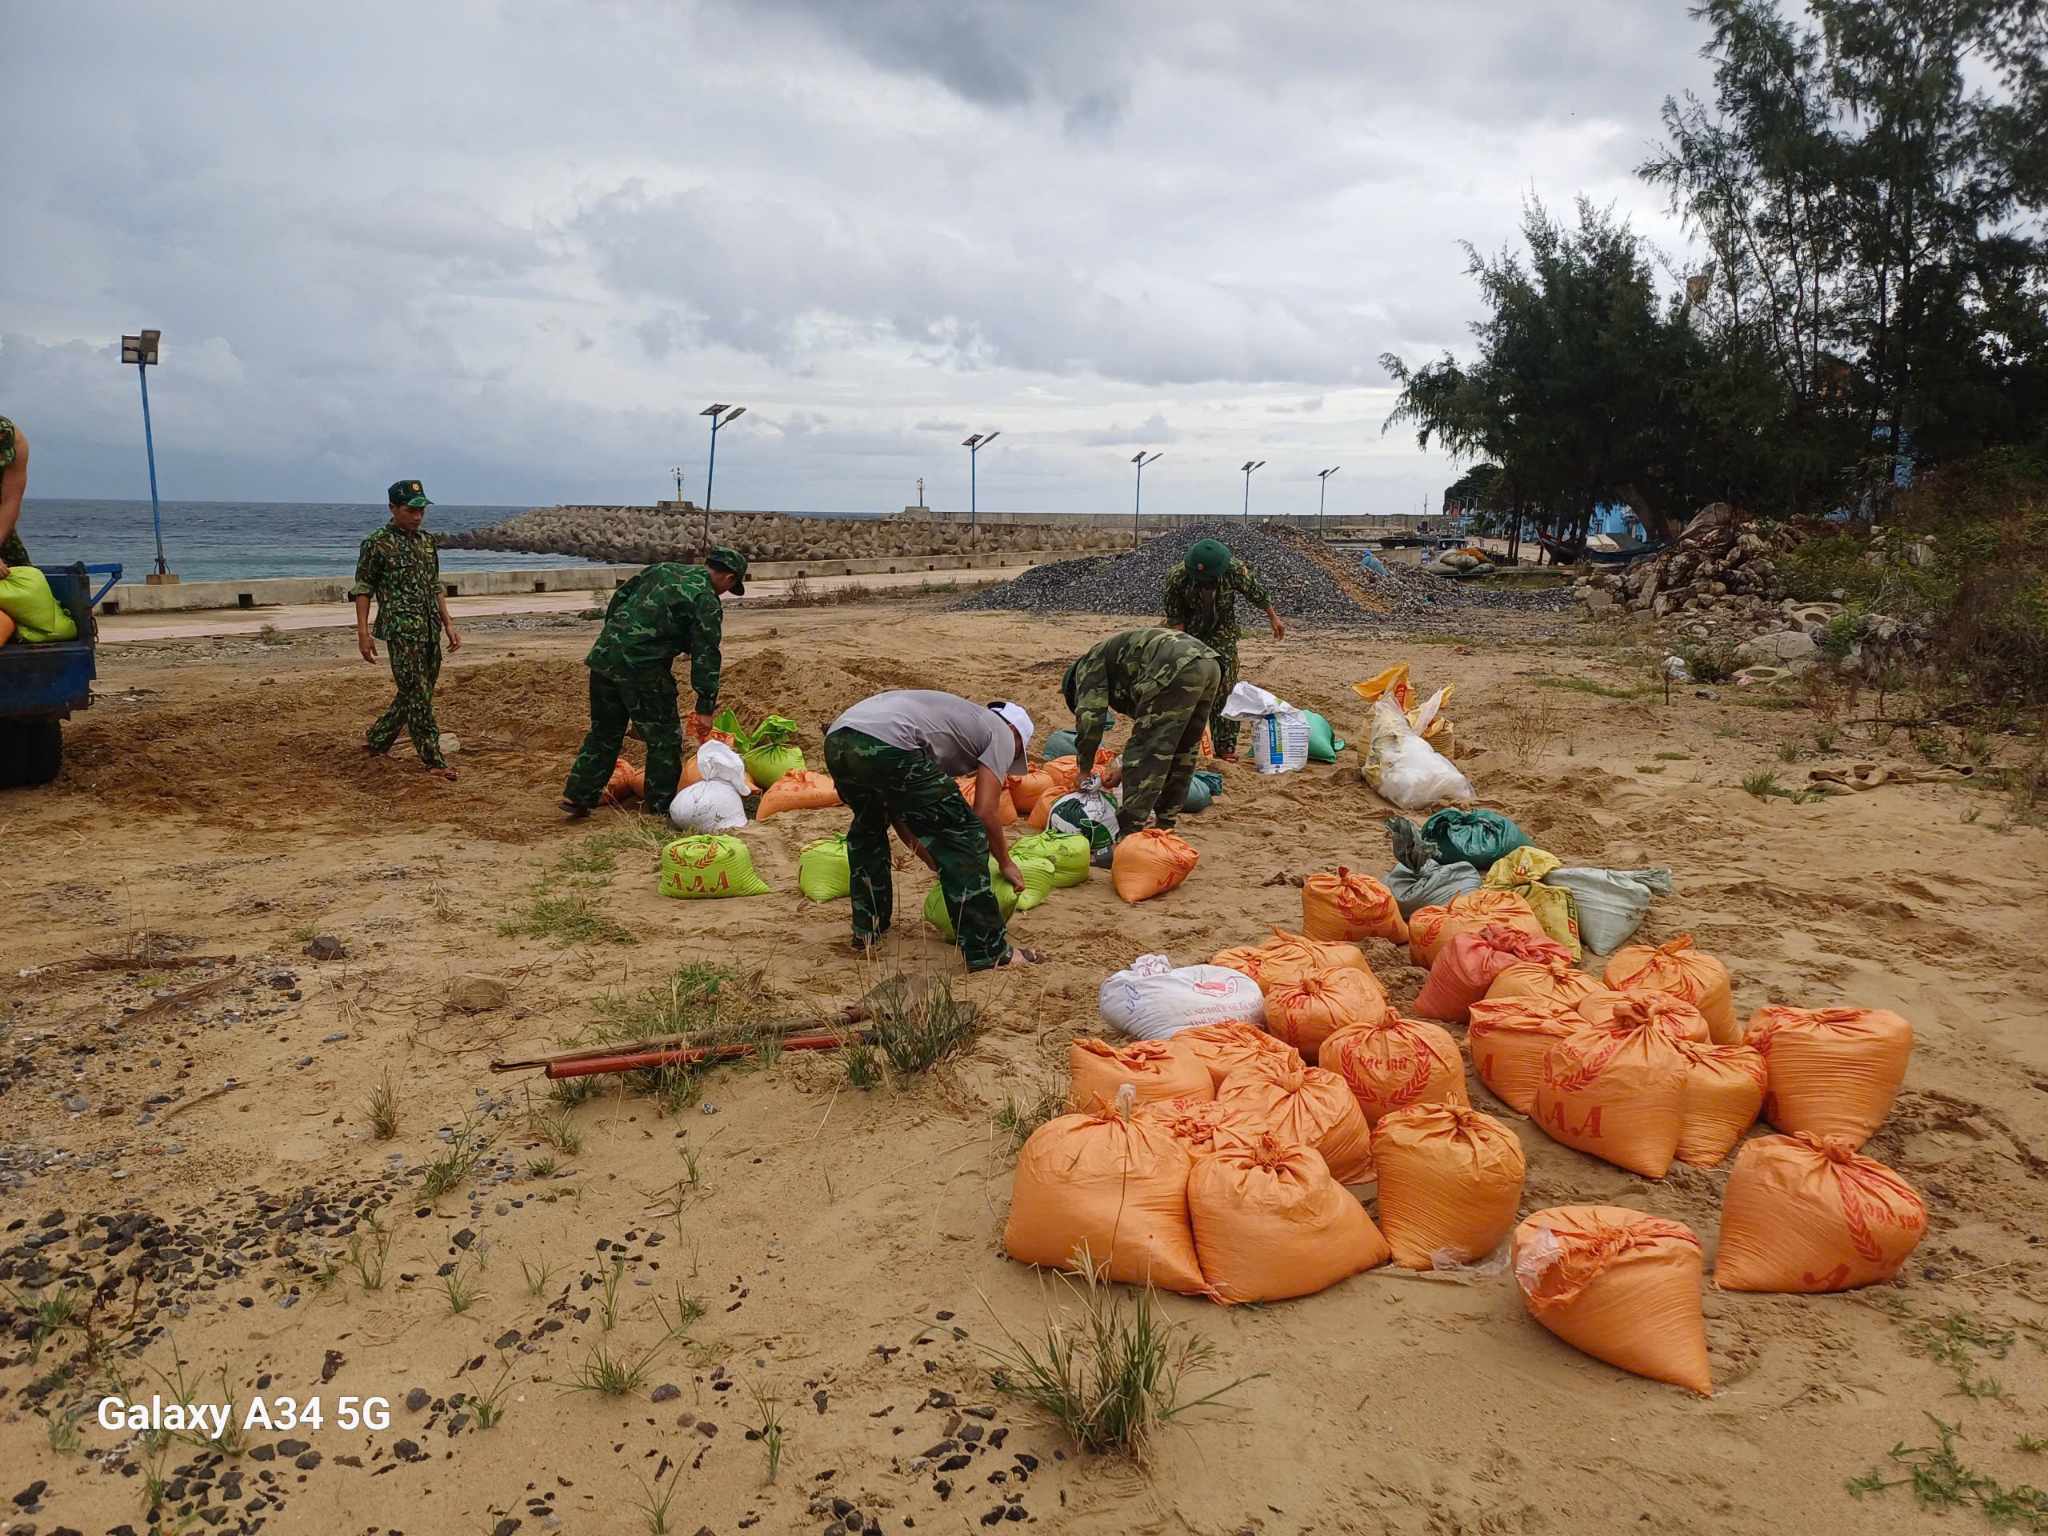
[1161,558,1274,644]
[0,416,25,568]
[585,562,725,711]
[349,523,442,642]
[1069,627,1220,768]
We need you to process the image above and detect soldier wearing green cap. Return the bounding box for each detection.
[1161,538,1284,761]
[0,415,31,578]
[352,479,461,780]
[1062,627,1223,838]
[560,548,748,818]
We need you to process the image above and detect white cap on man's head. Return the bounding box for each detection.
[989,700,1034,768]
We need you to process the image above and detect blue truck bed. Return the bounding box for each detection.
[1,566,100,720]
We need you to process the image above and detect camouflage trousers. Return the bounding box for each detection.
[562,666,682,813]
[1,530,27,568]
[366,637,445,768]
[1122,655,1223,833]
[1190,631,1242,756]
[823,727,1011,971]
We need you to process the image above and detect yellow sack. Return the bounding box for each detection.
[0,567,79,643]
[1483,847,1581,959]
[1353,663,1456,758]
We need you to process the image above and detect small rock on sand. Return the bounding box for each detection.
[448,975,511,1013]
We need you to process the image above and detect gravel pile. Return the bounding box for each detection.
[956,520,1574,625]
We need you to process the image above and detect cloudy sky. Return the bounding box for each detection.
[5,0,1716,516]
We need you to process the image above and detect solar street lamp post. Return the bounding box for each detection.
[1131,450,1162,545]
[701,403,747,548]
[1240,459,1266,525]
[120,329,173,581]
[1317,465,1341,536]
[962,431,1000,528]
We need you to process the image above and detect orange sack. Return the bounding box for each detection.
[1262,966,1389,1061]
[1170,1020,1300,1092]
[756,769,841,818]
[954,775,1019,826]
[1372,1103,1527,1270]
[1319,1011,1468,1127]
[1415,924,1572,1025]
[1069,1038,1213,1111]
[1027,793,1054,830]
[1409,890,1548,968]
[1215,1055,1377,1183]
[1533,1019,1690,1178]
[1007,769,1054,813]
[1212,929,1370,993]
[0,610,14,646]
[1512,1206,1712,1395]
[1576,989,1711,1044]
[1003,1109,1206,1294]
[1188,1136,1391,1304]
[1714,1133,1928,1293]
[1137,1095,1264,1159]
[1746,1006,1914,1146]
[1604,935,1736,1043]
[601,757,645,806]
[1111,829,1200,903]
[1486,955,1616,1013]
[1302,867,1410,945]
[1674,1040,1767,1167]
[1466,997,1585,1116]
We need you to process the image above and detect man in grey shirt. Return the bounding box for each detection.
[823,691,1041,970]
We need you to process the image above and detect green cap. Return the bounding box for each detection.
[1185,538,1230,579]
[707,546,748,595]
[387,478,432,509]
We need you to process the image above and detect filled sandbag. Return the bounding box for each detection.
[1534,1018,1690,1177]
[667,781,747,832]
[1069,1037,1214,1111]
[1041,727,1080,761]
[1485,955,1616,1014]
[1318,1011,1468,1127]
[1138,1095,1264,1159]
[1745,1006,1913,1146]
[1302,867,1410,944]
[756,769,841,818]
[1007,769,1054,813]
[682,747,759,795]
[796,834,851,903]
[659,834,771,898]
[1512,1206,1712,1395]
[1414,924,1573,1025]
[1182,769,1224,813]
[1010,831,1091,888]
[1547,866,1674,955]
[740,741,806,789]
[0,566,77,643]
[1480,845,1582,957]
[1466,997,1585,1117]
[1409,889,1548,968]
[1188,1137,1390,1304]
[1361,696,1472,809]
[1111,829,1200,903]
[1714,1133,1928,1293]
[601,757,645,806]
[1170,1020,1298,1092]
[1047,786,1120,857]
[1604,936,1736,1044]
[1575,989,1711,1044]
[1097,957,1265,1041]
[1211,929,1371,994]
[1003,1108,1206,1294]
[1215,1055,1376,1184]
[1009,855,1057,912]
[1372,1103,1527,1269]
[1386,857,1483,918]
[1261,965,1389,1062]
[1674,1040,1767,1167]
[923,863,1023,941]
[954,774,1020,826]
[1422,807,1528,870]
[1302,710,1345,763]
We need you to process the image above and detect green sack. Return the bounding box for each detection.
[923,859,1022,941]
[1183,769,1224,813]
[1010,854,1057,912]
[1047,789,1119,857]
[742,744,806,789]
[660,834,772,899]
[797,834,851,903]
[1303,710,1345,763]
[1041,727,1078,762]
[0,567,77,643]
[1010,832,1090,888]
[1421,808,1527,871]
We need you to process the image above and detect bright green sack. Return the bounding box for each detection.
[0,567,77,643]
[1010,832,1090,889]
[1303,710,1345,763]
[1009,854,1057,912]
[1421,808,1527,870]
[659,834,772,899]
[923,859,1022,940]
[743,744,806,788]
[797,835,851,903]
[1183,769,1224,813]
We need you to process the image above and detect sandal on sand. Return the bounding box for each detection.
[560,798,592,819]
[990,947,1044,969]
[430,766,459,782]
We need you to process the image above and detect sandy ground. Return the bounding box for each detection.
[3,599,2046,1536]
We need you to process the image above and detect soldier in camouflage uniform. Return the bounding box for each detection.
[352,479,461,779]
[560,548,748,817]
[0,416,31,576]
[1161,537,1285,760]
[1062,627,1223,837]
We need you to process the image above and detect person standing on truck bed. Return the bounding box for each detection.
[352,480,462,781]
[0,416,30,578]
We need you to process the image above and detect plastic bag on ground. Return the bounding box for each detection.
[1424,809,1529,871]
[1318,1011,1468,1126]
[1746,1006,1913,1147]
[1048,788,1120,858]
[1302,710,1346,763]
[1211,930,1370,993]
[1112,829,1200,903]
[1486,956,1616,1014]
[667,781,748,833]
[1169,1020,1296,1091]
[1604,936,1736,1044]
[1010,831,1091,889]
[1385,858,1482,918]
[1002,1108,1206,1294]
[1714,1133,1928,1293]
[1353,664,1457,757]
[1547,867,1674,955]
[1069,1038,1214,1111]
[1673,1040,1767,1167]
[1363,697,1473,810]
[1576,989,1711,1044]
[1372,1103,1527,1270]
[1302,868,1410,944]
[1409,889,1548,968]
[756,769,841,818]
[1137,1095,1264,1159]
[1262,966,1389,1062]
[1188,1136,1390,1304]
[1534,1018,1690,1178]
[1098,960,1265,1041]
[1415,924,1573,1025]
[1215,1055,1377,1184]
[1467,997,1585,1116]
[797,834,851,903]
[923,862,1023,940]
[659,834,772,898]
[1481,846,1582,958]
[602,757,645,806]
[1512,1207,1712,1395]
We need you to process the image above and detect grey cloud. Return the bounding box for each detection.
[1078,412,1177,447]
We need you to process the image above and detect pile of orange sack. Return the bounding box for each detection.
[1002,864,1928,1397]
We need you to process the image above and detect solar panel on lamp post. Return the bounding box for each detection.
[1131,450,1162,546]
[120,330,171,580]
[962,431,1000,529]
[1317,466,1341,537]
[1240,460,1265,524]
[701,404,746,550]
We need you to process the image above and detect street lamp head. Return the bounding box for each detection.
[1241,460,1255,472]
[701,403,730,417]
[722,406,746,424]
[980,430,1000,447]
[121,331,162,366]
[1252,460,1266,472]
[1145,451,1162,466]
[962,434,983,448]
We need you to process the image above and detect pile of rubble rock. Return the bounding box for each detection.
[1573,503,1796,623]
